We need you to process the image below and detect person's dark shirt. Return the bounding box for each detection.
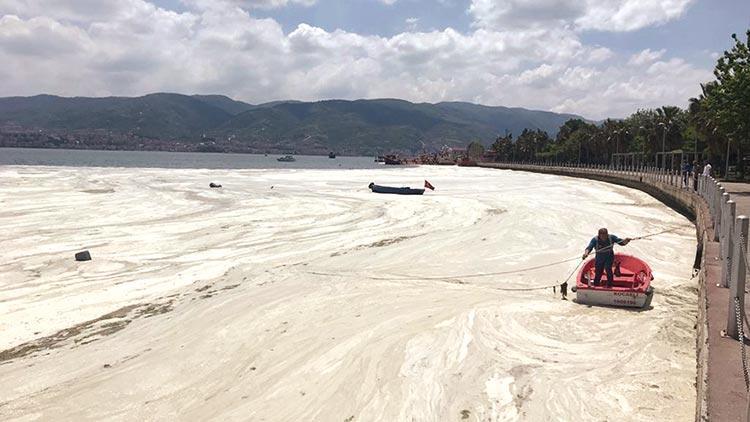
[586,235,624,255]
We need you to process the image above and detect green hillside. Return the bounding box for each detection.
[0,93,585,154]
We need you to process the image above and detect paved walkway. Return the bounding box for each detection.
[722,182,750,211]
[707,182,750,421]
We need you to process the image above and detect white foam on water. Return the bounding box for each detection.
[0,165,697,421]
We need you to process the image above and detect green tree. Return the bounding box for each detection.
[490,133,514,161]
[544,119,599,163]
[711,31,750,146]
[467,141,485,160]
[685,30,750,177]
[516,129,551,161]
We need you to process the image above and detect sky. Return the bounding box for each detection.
[0,0,748,119]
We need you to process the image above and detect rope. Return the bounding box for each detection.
[388,256,582,280]
[308,226,684,294]
[385,225,685,282]
[308,259,584,292]
[631,226,685,240]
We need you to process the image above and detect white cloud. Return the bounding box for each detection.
[469,0,695,32]
[0,0,712,119]
[576,0,694,32]
[185,0,317,10]
[628,48,666,66]
[586,46,614,63]
[0,0,130,21]
[551,58,710,116]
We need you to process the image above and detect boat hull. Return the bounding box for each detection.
[369,184,425,195]
[574,285,654,308]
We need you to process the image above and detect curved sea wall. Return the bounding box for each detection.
[478,162,720,422]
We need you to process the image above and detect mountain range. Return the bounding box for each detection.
[0,93,583,155]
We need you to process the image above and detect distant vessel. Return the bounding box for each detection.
[368,182,424,195]
[383,155,403,165]
[457,158,477,167]
[436,157,456,165]
[328,152,336,159]
[277,155,296,162]
[375,156,386,164]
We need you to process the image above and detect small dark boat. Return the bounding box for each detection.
[328,152,336,159]
[277,155,296,162]
[436,157,456,165]
[383,155,403,165]
[368,182,425,195]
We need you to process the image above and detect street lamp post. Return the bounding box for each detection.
[726,138,731,179]
[638,125,648,168]
[611,129,630,170]
[658,121,671,169]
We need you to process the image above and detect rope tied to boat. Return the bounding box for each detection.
[383,225,684,283]
[310,225,686,298]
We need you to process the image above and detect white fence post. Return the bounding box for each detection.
[721,192,730,253]
[721,198,736,288]
[728,216,749,340]
[714,187,725,242]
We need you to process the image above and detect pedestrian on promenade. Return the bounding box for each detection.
[682,160,692,187]
[582,228,631,287]
[692,160,699,191]
[703,161,713,177]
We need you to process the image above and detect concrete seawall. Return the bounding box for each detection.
[478,162,725,421]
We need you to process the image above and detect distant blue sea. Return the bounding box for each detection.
[0,148,382,170]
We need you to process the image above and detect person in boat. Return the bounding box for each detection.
[582,228,631,287]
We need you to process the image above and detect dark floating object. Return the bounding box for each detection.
[209,182,222,188]
[277,155,296,162]
[328,152,336,159]
[383,155,403,165]
[368,182,425,195]
[75,250,92,261]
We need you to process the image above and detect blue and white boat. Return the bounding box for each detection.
[368,182,425,195]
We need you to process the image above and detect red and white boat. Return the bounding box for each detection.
[571,253,654,308]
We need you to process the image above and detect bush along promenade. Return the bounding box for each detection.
[478,161,750,422]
